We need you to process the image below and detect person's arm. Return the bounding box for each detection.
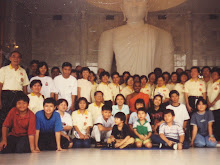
[60,131,71,141]
[97,124,112,132]
[70,95,76,112]
[63,126,73,131]
[163,98,170,103]
[190,125,198,147]
[115,135,131,148]
[183,120,188,132]
[0,83,2,109]
[126,95,131,107]
[184,92,192,112]
[55,131,62,151]
[125,115,129,125]
[144,132,152,140]
[55,93,58,101]
[84,126,91,139]
[210,93,220,107]
[77,87,81,99]
[202,92,207,100]
[50,92,55,98]
[35,130,40,151]
[178,134,184,150]
[129,124,134,134]
[0,127,8,151]
[23,85,28,95]
[159,133,174,147]
[73,126,85,139]
[133,129,144,140]
[208,122,216,143]
[28,135,39,153]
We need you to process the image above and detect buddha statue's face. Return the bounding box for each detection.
[122,0,149,21]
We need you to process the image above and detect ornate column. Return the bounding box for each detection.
[80,10,88,67]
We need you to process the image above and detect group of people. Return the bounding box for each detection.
[0,51,219,153]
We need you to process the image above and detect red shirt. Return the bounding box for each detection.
[3,107,36,137]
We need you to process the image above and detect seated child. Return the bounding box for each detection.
[91,105,115,148]
[28,79,44,114]
[190,98,217,148]
[151,109,189,150]
[133,108,152,148]
[56,99,73,148]
[107,112,134,149]
[35,98,70,151]
[112,94,130,124]
[72,97,93,148]
[87,91,104,124]
[129,99,151,135]
[0,92,37,153]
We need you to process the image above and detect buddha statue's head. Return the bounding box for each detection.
[121,0,149,22]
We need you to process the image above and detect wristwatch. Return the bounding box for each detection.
[209,135,214,138]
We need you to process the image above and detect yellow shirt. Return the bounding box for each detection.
[28,93,44,114]
[97,82,113,101]
[121,86,134,98]
[91,82,98,103]
[0,64,29,90]
[184,79,206,97]
[109,83,123,99]
[87,102,104,124]
[166,83,176,91]
[207,79,220,110]
[140,85,152,97]
[152,85,170,100]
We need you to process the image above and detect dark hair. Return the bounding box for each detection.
[114,112,126,123]
[140,75,148,82]
[171,72,178,77]
[123,71,130,77]
[125,76,133,85]
[90,71,97,82]
[153,95,163,108]
[56,99,68,107]
[179,71,189,80]
[102,104,112,111]
[71,69,77,73]
[133,74,141,82]
[195,98,208,111]
[36,61,49,76]
[190,66,200,73]
[43,97,56,106]
[169,90,179,98]
[94,90,104,96]
[51,66,61,73]
[115,94,126,105]
[211,67,220,75]
[162,72,171,80]
[137,107,146,114]
[81,67,90,73]
[163,109,175,117]
[157,76,165,82]
[16,92,29,104]
[135,99,145,110]
[76,97,89,110]
[111,72,120,79]
[201,66,211,73]
[30,79,42,88]
[100,71,110,80]
[154,68,162,73]
[62,62,72,68]
[10,51,22,58]
[148,72,156,79]
[30,60,39,66]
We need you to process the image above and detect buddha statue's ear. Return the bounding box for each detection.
[145,1,150,22]
[144,12,148,22]
[120,3,127,22]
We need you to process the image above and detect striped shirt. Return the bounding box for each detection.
[159,122,184,140]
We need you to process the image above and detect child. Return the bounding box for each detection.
[35,98,70,151]
[128,99,151,135]
[56,99,73,148]
[28,80,44,114]
[190,98,217,148]
[28,61,56,98]
[133,108,152,148]
[0,92,37,153]
[148,95,165,135]
[97,71,113,104]
[87,91,104,124]
[54,62,77,113]
[112,94,130,124]
[107,112,134,149]
[77,67,92,103]
[151,109,189,150]
[91,105,115,148]
[72,97,93,148]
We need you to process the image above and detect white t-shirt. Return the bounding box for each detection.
[57,111,73,134]
[166,104,190,128]
[94,115,115,128]
[78,79,92,102]
[54,75,77,110]
[28,76,57,98]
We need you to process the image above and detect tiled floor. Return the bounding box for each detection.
[0,148,220,165]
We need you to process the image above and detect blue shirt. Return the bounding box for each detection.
[36,110,63,132]
[112,104,130,116]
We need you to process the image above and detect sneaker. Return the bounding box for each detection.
[172,143,178,150]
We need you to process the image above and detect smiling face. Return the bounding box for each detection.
[116,95,125,106]
[180,74,188,83]
[122,0,148,22]
[133,82,141,93]
[31,82,42,94]
[102,110,112,120]
[197,101,207,112]
[101,75,109,84]
[112,74,120,84]
[39,65,47,76]
[153,96,162,107]
[16,100,29,112]
[44,103,56,115]
[57,101,68,112]
[82,70,90,80]
[9,52,21,66]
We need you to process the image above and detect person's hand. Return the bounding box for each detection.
[209,137,216,143]
[144,136,149,141]
[79,133,85,139]
[0,140,7,151]
[56,146,63,151]
[187,104,192,113]
[115,143,120,148]
[84,135,90,139]
[110,137,116,142]
[167,140,174,147]
[65,135,71,142]
[139,135,145,140]
[178,143,183,150]
[190,141,194,147]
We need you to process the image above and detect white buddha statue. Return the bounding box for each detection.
[87,0,186,75]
